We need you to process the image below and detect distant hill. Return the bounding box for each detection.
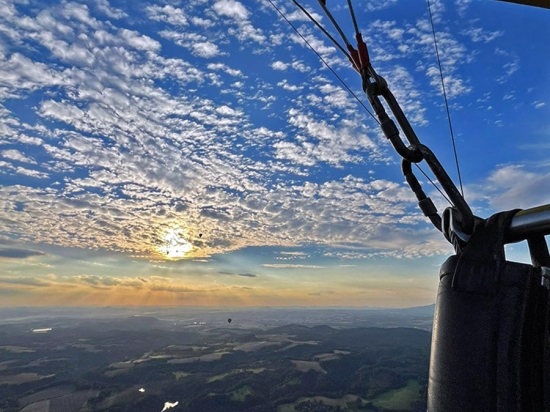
[94,315,167,330]
[391,304,435,316]
[268,324,430,347]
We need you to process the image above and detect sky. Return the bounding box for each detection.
[0,0,549,308]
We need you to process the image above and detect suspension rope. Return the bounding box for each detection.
[281,0,474,232]
[426,0,464,197]
[267,0,379,125]
[345,0,452,206]
[316,0,354,49]
[290,0,352,62]
[414,164,453,206]
[271,0,454,206]
[346,0,360,37]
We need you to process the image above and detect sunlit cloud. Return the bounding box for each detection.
[156,229,194,260]
[0,0,546,307]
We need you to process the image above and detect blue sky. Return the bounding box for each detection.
[0,0,548,307]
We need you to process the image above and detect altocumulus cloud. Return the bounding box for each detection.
[0,0,425,261]
[0,0,538,268]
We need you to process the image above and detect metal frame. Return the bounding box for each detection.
[506,204,550,243]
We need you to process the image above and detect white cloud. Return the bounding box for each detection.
[384,66,429,125]
[0,53,64,98]
[229,22,265,43]
[271,60,309,73]
[426,66,472,99]
[291,61,309,72]
[216,105,240,116]
[455,0,473,16]
[207,62,244,77]
[193,42,221,58]
[276,79,303,92]
[1,149,36,164]
[15,166,49,178]
[285,8,323,23]
[365,0,399,11]
[270,33,285,46]
[275,109,380,167]
[0,0,514,265]
[461,27,503,43]
[316,82,353,110]
[95,0,127,19]
[470,165,550,210]
[158,31,222,58]
[191,17,214,27]
[61,3,100,29]
[427,0,445,23]
[271,61,288,70]
[367,15,472,103]
[289,32,336,58]
[145,5,188,26]
[495,48,519,83]
[212,0,248,21]
[118,29,161,51]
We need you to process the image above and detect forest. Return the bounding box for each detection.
[0,315,430,412]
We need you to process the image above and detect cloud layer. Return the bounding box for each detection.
[0,0,548,274]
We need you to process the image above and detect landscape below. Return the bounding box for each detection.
[0,306,433,412]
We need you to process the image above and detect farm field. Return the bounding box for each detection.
[0,307,432,412]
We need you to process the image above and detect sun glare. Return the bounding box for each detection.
[158,230,193,259]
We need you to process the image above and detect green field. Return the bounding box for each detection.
[230,385,253,401]
[277,380,421,412]
[371,380,421,410]
[278,394,371,412]
[0,373,54,385]
[173,371,191,380]
[208,367,266,382]
[208,372,231,383]
[287,377,301,385]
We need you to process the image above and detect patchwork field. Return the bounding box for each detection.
[371,380,421,410]
[0,373,54,385]
[291,360,327,374]
[0,312,431,412]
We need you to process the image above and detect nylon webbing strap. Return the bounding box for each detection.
[428,210,550,412]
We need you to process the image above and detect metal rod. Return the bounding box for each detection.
[505,204,550,243]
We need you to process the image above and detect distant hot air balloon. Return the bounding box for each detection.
[228,318,232,323]
[199,233,202,238]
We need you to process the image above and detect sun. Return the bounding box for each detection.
[157,229,193,259]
